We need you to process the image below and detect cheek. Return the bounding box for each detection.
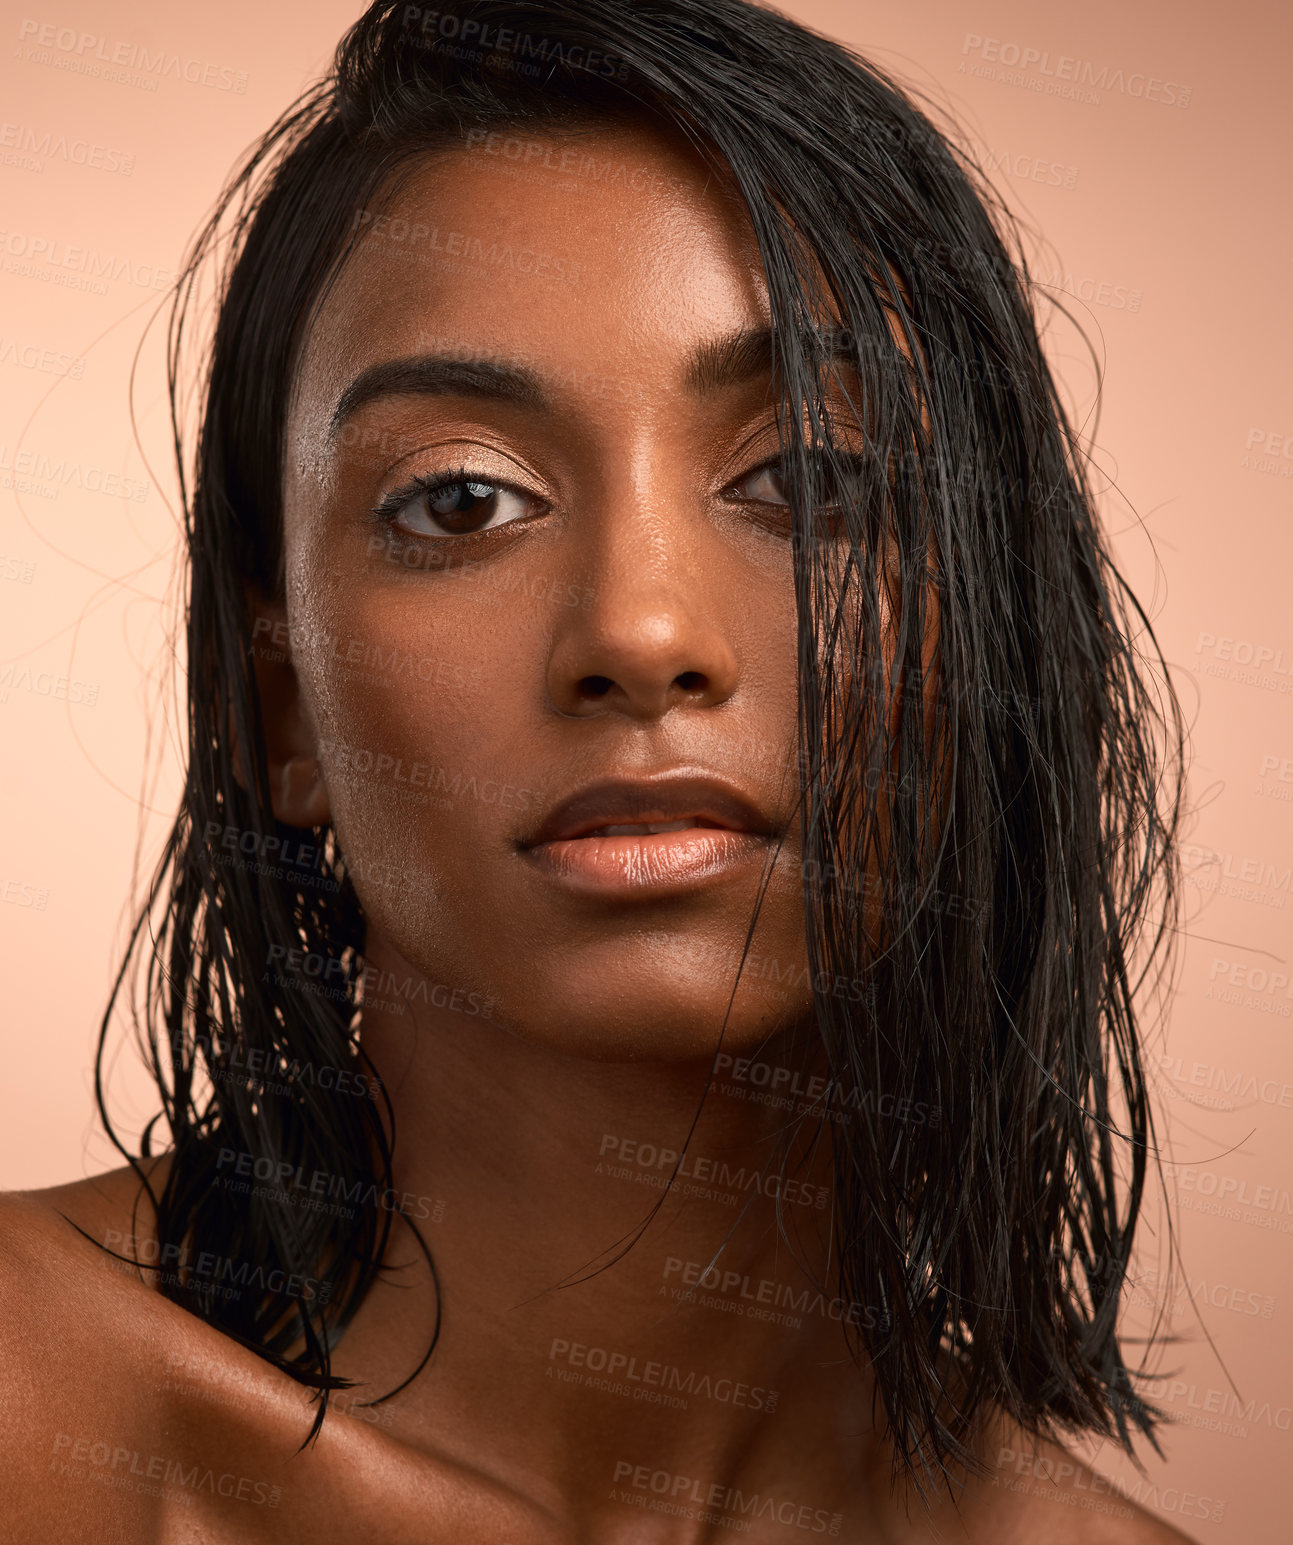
[287,561,532,922]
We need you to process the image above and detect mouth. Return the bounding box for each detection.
[521,824,774,895]
[518,776,780,897]
[575,818,727,837]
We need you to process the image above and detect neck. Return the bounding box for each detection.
[328,935,917,1529]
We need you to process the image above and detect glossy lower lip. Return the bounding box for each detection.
[520,826,772,895]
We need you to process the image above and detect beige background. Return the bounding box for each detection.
[1,1,1288,1538]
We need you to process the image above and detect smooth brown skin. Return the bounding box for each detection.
[0,124,1198,1543]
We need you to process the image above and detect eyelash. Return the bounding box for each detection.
[368,463,540,542]
[368,454,863,545]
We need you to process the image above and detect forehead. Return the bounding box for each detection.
[285,122,773,452]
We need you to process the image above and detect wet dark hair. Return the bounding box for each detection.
[94,0,1185,1505]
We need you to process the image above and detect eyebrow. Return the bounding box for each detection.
[327,325,856,441]
[685,325,863,393]
[684,325,777,393]
[328,356,548,442]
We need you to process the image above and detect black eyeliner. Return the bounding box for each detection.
[369,463,478,523]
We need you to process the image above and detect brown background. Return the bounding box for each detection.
[1,1,1288,1538]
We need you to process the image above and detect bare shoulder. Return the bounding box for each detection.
[0,1163,182,1540]
[960,1423,1204,1545]
[0,1155,173,1323]
[0,1164,333,1541]
[0,1168,545,1543]
[0,1157,175,1343]
[4,1151,170,1252]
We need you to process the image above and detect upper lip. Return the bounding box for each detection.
[520,772,779,848]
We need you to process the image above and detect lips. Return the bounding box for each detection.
[582,819,722,837]
[516,773,785,897]
[520,774,776,849]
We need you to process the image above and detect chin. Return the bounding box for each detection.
[494,973,807,1065]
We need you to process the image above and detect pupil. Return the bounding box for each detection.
[427,479,497,532]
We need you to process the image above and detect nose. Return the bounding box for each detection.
[544,503,742,721]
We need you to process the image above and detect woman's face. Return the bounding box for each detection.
[273,120,865,1062]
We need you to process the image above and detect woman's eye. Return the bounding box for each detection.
[731,463,790,506]
[376,475,541,538]
[728,457,863,515]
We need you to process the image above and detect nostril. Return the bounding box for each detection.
[676,671,706,692]
[578,675,615,698]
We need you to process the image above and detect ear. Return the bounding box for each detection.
[234,594,332,829]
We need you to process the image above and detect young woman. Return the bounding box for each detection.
[1,1,1193,1539]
